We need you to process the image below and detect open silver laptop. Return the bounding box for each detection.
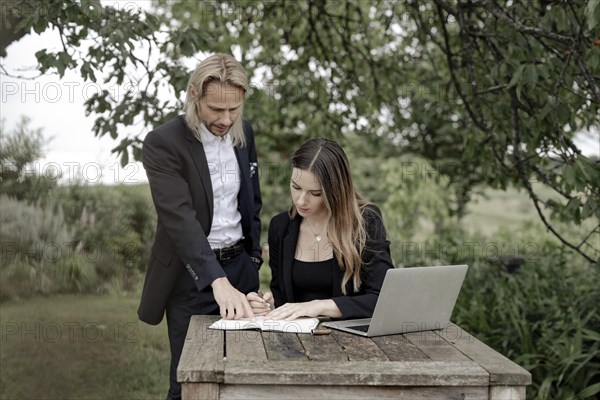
[322,265,468,337]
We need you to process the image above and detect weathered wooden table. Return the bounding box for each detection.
[178,315,531,400]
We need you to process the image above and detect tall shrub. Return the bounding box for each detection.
[453,223,599,400]
[0,196,95,300]
[0,117,57,205]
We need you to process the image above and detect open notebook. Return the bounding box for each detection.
[209,317,319,334]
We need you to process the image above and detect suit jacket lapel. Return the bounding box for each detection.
[234,145,254,236]
[234,145,250,203]
[181,117,214,223]
[281,216,301,302]
[189,141,214,220]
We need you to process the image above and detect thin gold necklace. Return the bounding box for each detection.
[306,217,325,242]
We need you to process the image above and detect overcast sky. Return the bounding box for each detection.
[1,1,151,185]
[1,3,598,187]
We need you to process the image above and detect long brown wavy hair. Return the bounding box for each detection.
[289,138,368,294]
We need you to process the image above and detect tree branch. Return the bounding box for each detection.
[574,51,600,104]
[435,1,491,132]
[488,1,573,44]
[509,88,595,263]
[577,224,600,250]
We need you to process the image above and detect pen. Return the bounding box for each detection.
[256,291,271,309]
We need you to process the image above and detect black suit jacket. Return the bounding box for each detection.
[138,116,262,325]
[268,205,394,319]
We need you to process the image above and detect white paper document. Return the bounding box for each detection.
[208,317,319,334]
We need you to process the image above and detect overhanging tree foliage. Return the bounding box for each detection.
[407,0,599,263]
[1,0,598,262]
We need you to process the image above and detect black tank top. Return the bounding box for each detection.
[292,258,337,302]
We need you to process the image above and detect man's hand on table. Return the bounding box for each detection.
[211,277,255,319]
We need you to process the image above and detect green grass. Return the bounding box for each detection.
[0,294,170,400]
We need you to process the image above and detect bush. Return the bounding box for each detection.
[453,224,600,400]
[0,258,38,302]
[0,196,96,300]
[53,183,155,285]
[56,253,97,293]
[0,117,57,205]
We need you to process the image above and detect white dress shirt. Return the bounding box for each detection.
[198,124,243,249]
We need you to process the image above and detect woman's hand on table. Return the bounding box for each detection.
[265,299,341,320]
[246,291,273,316]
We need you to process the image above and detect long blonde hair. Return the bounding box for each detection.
[183,53,248,147]
[289,138,369,294]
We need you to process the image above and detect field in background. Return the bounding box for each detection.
[0,295,169,399]
[461,183,562,237]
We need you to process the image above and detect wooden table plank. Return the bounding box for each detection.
[219,384,488,399]
[490,385,527,400]
[182,383,219,400]
[222,360,489,386]
[226,330,267,361]
[180,317,532,400]
[404,329,472,362]
[261,332,308,360]
[331,330,389,361]
[371,334,429,361]
[440,323,532,385]
[178,315,224,383]
[298,333,349,361]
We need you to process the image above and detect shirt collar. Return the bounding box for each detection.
[199,123,232,145]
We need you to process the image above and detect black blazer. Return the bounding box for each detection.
[138,116,262,325]
[268,205,394,319]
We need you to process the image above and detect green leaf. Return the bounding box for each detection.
[120,150,129,167]
[581,199,595,219]
[523,65,538,84]
[115,29,125,41]
[562,163,576,186]
[34,50,46,60]
[578,382,600,399]
[132,145,142,162]
[589,52,600,70]
[545,198,560,211]
[508,65,524,88]
[582,328,600,341]
[565,197,580,214]
[586,0,600,31]
[539,102,554,120]
[575,157,600,184]
[33,19,48,34]
[56,52,72,77]
[563,71,575,90]
[537,63,550,80]
[557,103,571,123]
[555,7,569,32]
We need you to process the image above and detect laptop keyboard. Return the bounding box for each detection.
[348,324,370,332]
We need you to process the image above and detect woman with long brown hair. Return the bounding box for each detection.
[248,138,394,319]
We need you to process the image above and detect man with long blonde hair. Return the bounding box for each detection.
[138,53,263,400]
